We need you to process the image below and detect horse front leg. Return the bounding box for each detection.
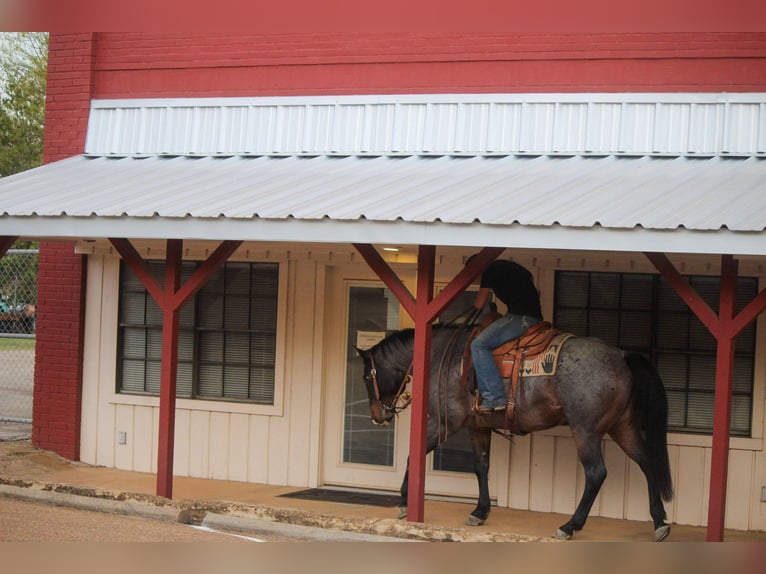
[465,426,493,526]
[555,433,607,539]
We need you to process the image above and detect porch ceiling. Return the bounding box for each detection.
[1,153,765,255]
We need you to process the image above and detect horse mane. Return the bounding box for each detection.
[370,324,460,369]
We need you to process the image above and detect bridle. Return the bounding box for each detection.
[367,355,413,415]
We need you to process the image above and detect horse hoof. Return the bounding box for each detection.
[553,529,572,540]
[465,515,485,527]
[396,507,408,520]
[654,524,670,542]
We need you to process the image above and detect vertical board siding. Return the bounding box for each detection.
[87,95,766,158]
[188,410,210,477]
[529,435,556,512]
[725,450,754,530]
[599,441,629,519]
[132,406,154,473]
[675,446,706,525]
[209,412,230,480]
[113,404,133,470]
[228,414,250,483]
[247,416,270,484]
[551,436,578,515]
[173,409,191,476]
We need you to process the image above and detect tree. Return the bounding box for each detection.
[0,32,48,178]
[0,33,47,311]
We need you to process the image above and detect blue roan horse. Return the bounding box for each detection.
[356,325,674,541]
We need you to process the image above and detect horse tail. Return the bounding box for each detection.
[625,353,674,502]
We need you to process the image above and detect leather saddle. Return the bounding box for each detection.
[466,315,564,429]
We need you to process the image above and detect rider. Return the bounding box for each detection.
[469,257,543,413]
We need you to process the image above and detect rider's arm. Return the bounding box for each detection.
[473,287,491,310]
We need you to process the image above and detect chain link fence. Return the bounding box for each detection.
[0,249,37,427]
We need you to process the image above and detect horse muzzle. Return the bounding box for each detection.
[369,403,394,426]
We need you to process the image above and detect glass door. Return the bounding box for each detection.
[321,274,411,491]
[343,285,400,467]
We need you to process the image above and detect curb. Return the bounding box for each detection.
[0,478,552,542]
[0,482,188,523]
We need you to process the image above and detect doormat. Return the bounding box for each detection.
[278,488,401,508]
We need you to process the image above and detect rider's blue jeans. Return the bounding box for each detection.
[471,313,541,408]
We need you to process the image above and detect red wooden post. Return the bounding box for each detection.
[706,255,738,541]
[156,239,183,498]
[406,245,436,522]
[109,238,242,498]
[645,252,766,541]
[352,244,503,522]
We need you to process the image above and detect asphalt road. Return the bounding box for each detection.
[0,497,269,542]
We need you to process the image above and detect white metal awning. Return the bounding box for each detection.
[1,153,765,255]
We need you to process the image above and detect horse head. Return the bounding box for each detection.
[356,343,412,426]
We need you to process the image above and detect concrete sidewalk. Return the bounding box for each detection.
[1,438,764,543]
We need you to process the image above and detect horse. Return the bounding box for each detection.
[355,323,674,541]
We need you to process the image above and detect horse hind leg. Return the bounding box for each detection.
[555,433,607,540]
[609,425,670,541]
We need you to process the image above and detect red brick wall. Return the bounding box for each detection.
[33,244,86,460]
[91,32,766,98]
[34,33,95,460]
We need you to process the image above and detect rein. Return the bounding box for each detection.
[368,306,481,423]
[369,355,413,415]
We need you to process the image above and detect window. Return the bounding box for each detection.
[118,260,280,404]
[554,271,757,436]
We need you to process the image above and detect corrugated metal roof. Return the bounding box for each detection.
[1,154,765,255]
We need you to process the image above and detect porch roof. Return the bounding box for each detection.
[1,153,765,255]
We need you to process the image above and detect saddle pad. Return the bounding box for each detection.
[496,332,574,378]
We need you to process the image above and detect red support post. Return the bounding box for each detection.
[352,244,504,523]
[645,252,766,541]
[407,245,436,523]
[156,239,183,499]
[706,255,738,541]
[109,237,240,499]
